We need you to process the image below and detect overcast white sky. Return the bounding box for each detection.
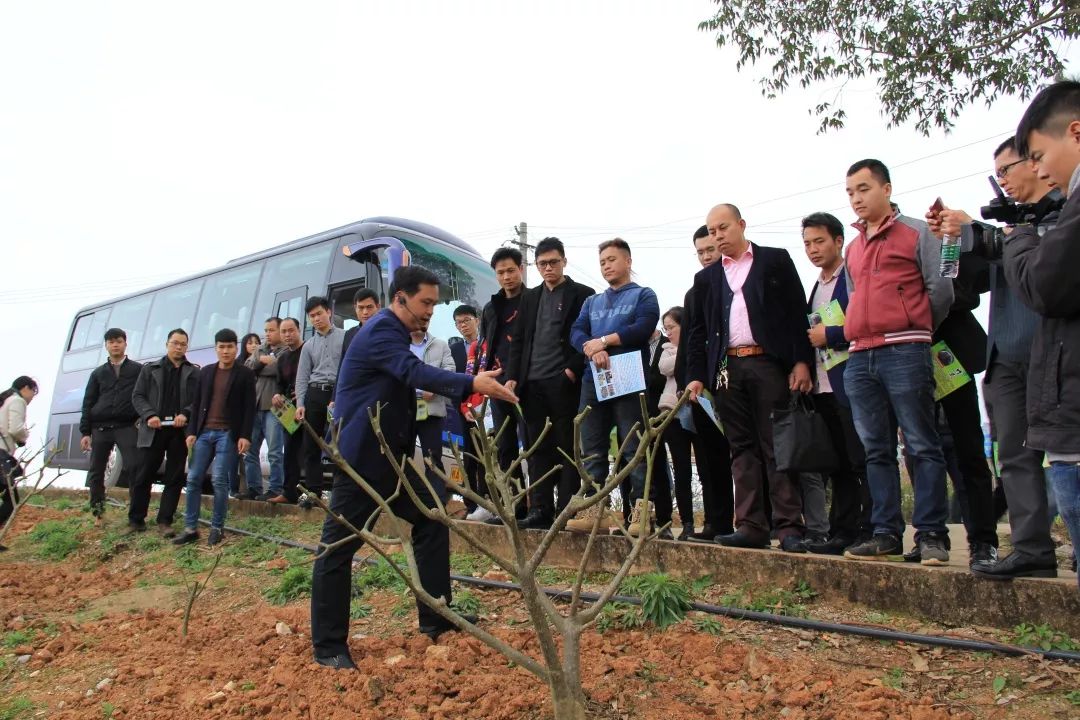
[2,0,1074,454]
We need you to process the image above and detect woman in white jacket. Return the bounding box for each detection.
[0,376,39,539]
[657,309,697,539]
[409,331,457,500]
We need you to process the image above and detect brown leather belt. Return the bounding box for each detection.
[726,345,765,357]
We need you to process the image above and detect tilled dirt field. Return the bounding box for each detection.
[1,503,1078,719]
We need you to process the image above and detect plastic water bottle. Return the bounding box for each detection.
[939,235,960,278]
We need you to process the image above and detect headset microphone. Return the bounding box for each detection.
[397,295,423,326]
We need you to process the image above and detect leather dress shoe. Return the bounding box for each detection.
[314,653,357,670]
[518,511,553,530]
[420,613,478,642]
[804,535,854,556]
[779,535,806,553]
[686,524,722,544]
[971,551,1058,581]
[716,530,769,549]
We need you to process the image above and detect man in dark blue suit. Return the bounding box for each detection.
[310,266,517,670]
[801,212,871,554]
[686,203,814,551]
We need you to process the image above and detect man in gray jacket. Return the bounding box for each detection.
[410,330,457,500]
[128,328,198,535]
[244,317,286,500]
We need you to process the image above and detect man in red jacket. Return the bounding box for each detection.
[841,159,955,565]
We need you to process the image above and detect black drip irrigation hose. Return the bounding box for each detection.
[201,519,1080,664]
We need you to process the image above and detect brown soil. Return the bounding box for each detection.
[1,505,1078,719]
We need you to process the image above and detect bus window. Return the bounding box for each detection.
[191,263,262,348]
[141,280,203,357]
[86,310,112,350]
[107,295,152,359]
[68,313,95,351]
[252,242,333,333]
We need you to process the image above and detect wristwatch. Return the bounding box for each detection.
[600,335,608,349]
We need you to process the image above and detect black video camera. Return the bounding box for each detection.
[972,177,1063,259]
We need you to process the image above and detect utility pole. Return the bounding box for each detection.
[514,221,531,284]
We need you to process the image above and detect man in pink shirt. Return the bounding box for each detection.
[686,204,815,551]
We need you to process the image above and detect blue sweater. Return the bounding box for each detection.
[569,282,660,381]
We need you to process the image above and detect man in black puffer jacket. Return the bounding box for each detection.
[1006,80,1080,591]
[79,327,142,518]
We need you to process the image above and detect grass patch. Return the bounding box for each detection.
[2,629,35,648]
[1012,623,1079,652]
[692,615,725,635]
[621,573,692,629]
[349,599,372,620]
[263,567,312,606]
[390,590,413,618]
[883,667,904,689]
[232,516,291,537]
[353,557,407,595]
[449,589,484,616]
[596,602,646,632]
[283,547,312,567]
[719,581,817,618]
[448,553,487,576]
[173,545,212,573]
[135,534,165,552]
[221,536,278,566]
[28,518,84,560]
[0,697,34,720]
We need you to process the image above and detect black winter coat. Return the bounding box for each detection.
[1004,188,1080,453]
[79,358,142,436]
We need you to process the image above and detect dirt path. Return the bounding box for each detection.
[1,504,1077,719]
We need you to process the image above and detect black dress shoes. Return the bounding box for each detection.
[971,551,1058,581]
[686,524,720,544]
[803,535,854,556]
[518,511,553,530]
[779,535,806,553]
[716,530,769,549]
[314,653,357,670]
[420,613,479,642]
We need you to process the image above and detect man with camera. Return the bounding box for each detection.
[1001,80,1080,589]
[928,137,1063,580]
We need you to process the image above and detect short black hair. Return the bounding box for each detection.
[490,247,523,269]
[389,266,440,298]
[353,288,379,305]
[305,296,330,314]
[214,328,238,345]
[166,328,188,341]
[1017,81,1080,157]
[662,306,684,326]
[801,212,845,240]
[453,304,478,320]
[692,225,709,243]
[846,159,891,185]
[280,317,301,330]
[598,237,631,256]
[994,136,1016,158]
[534,237,565,258]
[104,328,127,342]
[264,316,281,327]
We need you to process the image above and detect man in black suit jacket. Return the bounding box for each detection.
[687,204,814,551]
[173,328,257,547]
[505,237,595,528]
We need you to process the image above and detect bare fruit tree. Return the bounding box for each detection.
[0,445,65,548]
[303,391,688,720]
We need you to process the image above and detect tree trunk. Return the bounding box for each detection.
[549,630,587,720]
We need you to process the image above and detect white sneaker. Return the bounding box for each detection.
[465,507,496,522]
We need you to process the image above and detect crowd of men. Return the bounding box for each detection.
[74,84,1080,607]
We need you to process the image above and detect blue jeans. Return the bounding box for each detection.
[844,344,948,543]
[579,379,648,500]
[184,429,236,531]
[1049,462,1080,590]
[244,410,284,495]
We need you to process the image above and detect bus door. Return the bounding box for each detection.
[273,286,307,336]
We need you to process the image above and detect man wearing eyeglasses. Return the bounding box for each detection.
[927,136,1062,580]
[128,328,199,536]
[506,237,595,528]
